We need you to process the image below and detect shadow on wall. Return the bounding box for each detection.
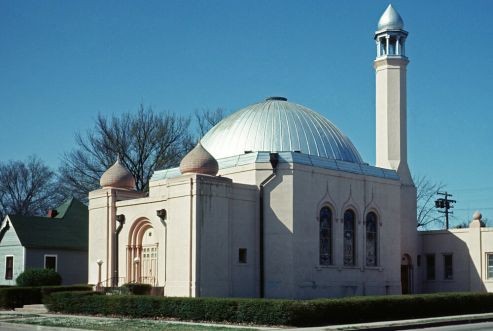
[420,228,486,293]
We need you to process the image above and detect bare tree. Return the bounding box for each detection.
[415,175,445,229]
[194,108,227,137]
[58,105,192,201]
[0,156,62,219]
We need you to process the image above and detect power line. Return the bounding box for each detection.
[449,186,493,192]
[454,207,493,211]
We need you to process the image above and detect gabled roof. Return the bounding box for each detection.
[5,198,88,251]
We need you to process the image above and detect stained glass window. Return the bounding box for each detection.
[319,206,332,265]
[366,212,378,266]
[344,210,356,266]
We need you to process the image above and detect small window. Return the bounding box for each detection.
[238,248,247,264]
[44,255,57,271]
[487,254,493,279]
[443,254,453,280]
[5,256,13,280]
[417,255,421,267]
[426,254,435,280]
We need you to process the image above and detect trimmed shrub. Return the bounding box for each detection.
[41,285,93,304]
[0,287,41,309]
[47,292,493,327]
[121,283,152,295]
[16,268,62,287]
[0,285,94,309]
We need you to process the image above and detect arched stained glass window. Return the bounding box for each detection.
[366,212,378,266]
[343,210,356,266]
[319,206,332,265]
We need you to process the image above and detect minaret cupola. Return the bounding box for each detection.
[375,4,408,58]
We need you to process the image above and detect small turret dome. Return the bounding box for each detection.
[473,211,482,221]
[377,4,404,31]
[100,158,136,190]
[180,142,219,176]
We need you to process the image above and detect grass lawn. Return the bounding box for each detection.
[8,316,260,331]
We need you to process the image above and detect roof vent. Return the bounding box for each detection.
[265,96,287,101]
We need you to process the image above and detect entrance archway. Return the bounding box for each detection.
[127,218,158,285]
[401,253,413,294]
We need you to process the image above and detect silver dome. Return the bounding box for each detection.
[201,97,363,163]
[377,4,404,31]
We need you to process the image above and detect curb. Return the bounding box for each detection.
[280,313,493,330]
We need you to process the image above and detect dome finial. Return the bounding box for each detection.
[377,4,404,31]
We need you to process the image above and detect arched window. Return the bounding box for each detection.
[319,206,332,265]
[366,212,378,266]
[343,209,356,266]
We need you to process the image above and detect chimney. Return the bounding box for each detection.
[47,209,58,218]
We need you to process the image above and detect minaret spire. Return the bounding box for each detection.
[374,4,412,184]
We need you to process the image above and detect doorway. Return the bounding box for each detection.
[401,254,413,294]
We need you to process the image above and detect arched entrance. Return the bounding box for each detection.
[127,218,158,285]
[401,254,413,294]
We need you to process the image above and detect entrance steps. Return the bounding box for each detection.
[14,304,48,314]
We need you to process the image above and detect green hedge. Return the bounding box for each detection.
[0,287,42,309]
[0,285,93,309]
[47,292,493,327]
[16,268,62,287]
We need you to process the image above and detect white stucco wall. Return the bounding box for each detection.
[291,163,402,298]
[89,158,413,299]
[419,225,493,293]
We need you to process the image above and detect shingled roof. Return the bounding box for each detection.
[5,198,88,251]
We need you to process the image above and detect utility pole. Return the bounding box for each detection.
[435,192,456,229]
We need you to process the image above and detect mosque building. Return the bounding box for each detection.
[87,5,492,298]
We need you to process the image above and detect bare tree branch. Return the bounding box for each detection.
[414,175,445,229]
[58,105,192,202]
[194,108,227,138]
[0,156,63,219]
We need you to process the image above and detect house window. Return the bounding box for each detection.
[426,254,435,280]
[44,255,57,271]
[443,254,453,280]
[319,206,333,265]
[5,256,13,280]
[366,212,378,266]
[343,209,356,266]
[238,248,247,264]
[488,254,493,279]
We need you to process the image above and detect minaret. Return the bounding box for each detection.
[374,5,418,294]
[374,4,412,185]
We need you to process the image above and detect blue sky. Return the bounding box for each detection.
[1,0,492,226]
